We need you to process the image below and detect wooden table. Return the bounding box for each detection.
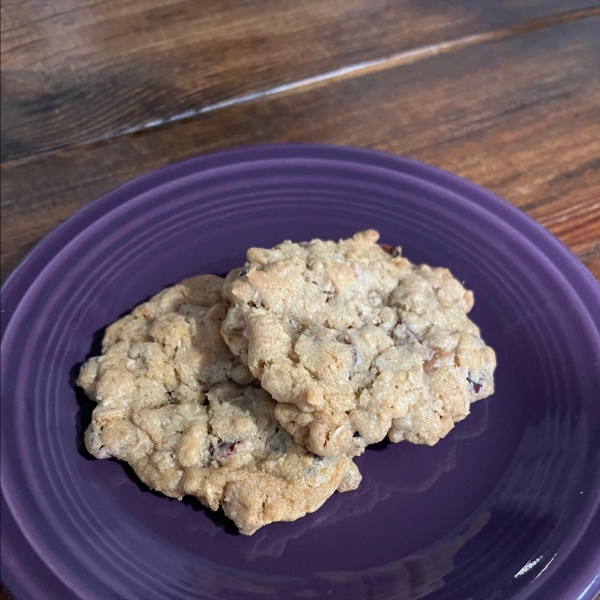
[1,1,599,598]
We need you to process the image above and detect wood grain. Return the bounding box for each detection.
[2,0,599,160]
[2,16,599,284]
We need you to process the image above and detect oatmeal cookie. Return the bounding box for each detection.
[78,275,360,535]
[222,231,496,457]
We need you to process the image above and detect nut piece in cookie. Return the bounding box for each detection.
[222,231,496,457]
[78,275,360,535]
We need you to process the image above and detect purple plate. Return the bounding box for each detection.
[1,144,599,600]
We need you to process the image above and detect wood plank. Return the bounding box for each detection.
[2,1,598,160]
[580,247,600,281]
[532,195,600,256]
[2,16,599,284]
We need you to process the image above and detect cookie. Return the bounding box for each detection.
[222,230,496,457]
[78,275,361,535]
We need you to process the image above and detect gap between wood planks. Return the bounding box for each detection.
[576,243,600,263]
[5,5,600,164]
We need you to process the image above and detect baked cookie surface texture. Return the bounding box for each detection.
[79,275,360,535]
[222,231,496,458]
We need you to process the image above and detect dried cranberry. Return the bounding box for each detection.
[380,244,400,257]
[217,440,239,457]
[467,373,483,393]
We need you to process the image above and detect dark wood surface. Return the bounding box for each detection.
[1,1,599,598]
[2,0,597,160]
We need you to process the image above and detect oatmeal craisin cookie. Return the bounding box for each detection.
[222,231,496,458]
[78,276,360,535]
